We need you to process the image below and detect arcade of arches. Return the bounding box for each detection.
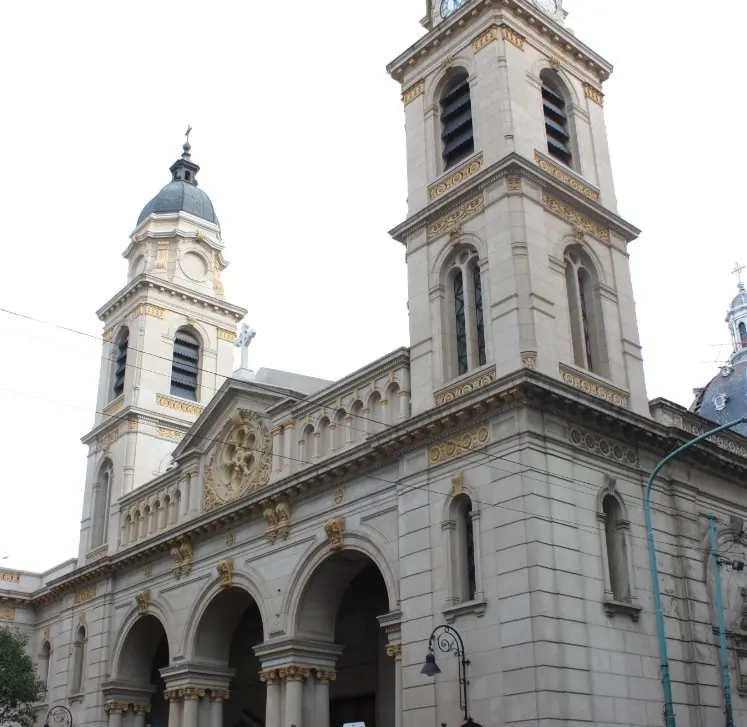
[105,552,401,727]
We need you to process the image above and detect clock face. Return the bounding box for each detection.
[439,0,464,19]
[533,0,558,13]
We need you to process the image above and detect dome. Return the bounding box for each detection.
[692,359,747,438]
[731,283,747,310]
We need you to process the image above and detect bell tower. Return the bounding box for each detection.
[388,0,648,417]
[77,138,247,563]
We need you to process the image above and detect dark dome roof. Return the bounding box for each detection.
[137,180,217,226]
[732,284,747,310]
[692,358,747,437]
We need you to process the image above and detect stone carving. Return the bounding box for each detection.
[263,501,278,543]
[217,328,237,343]
[435,366,496,405]
[559,364,629,408]
[428,427,490,466]
[156,242,169,270]
[73,586,97,604]
[210,689,230,701]
[534,152,599,201]
[324,517,346,551]
[521,352,537,370]
[170,535,194,578]
[541,191,610,242]
[0,606,16,621]
[155,426,186,442]
[451,471,464,495]
[275,499,291,540]
[333,488,345,505]
[217,559,233,588]
[102,328,115,342]
[130,303,165,320]
[659,412,747,459]
[179,687,206,700]
[156,394,204,416]
[427,196,484,240]
[507,176,521,192]
[385,643,403,660]
[204,410,272,512]
[132,704,151,715]
[97,429,118,451]
[43,627,51,641]
[583,82,604,106]
[568,427,638,466]
[278,665,311,681]
[0,570,21,583]
[213,256,224,296]
[428,154,484,200]
[315,670,337,685]
[472,25,499,52]
[501,25,525,50]
[103,398,124,417]
[259,669,279,684]
[225,532,235,546]
[402,79,425,105]
[135,589,150,615]
[105,701,130,714]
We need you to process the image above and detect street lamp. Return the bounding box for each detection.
[43,706,73,727]
[420,624,481,727]
[645,414,747,727]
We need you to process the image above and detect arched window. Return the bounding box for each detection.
[350,400,364,443]
[39,641,52,691]
[565,246,608,376]
[440,70,474,170]
[472,262,486,368]
[541,70,573,168]
[300,424,315,464]
[318,417,331,457]
[739,321,747,347]
[170,328,200,401]
[454,270,468,375]
[368,392,382,434]
[90,462,112,550]
[333,409,347,450]
[445,491,483,609]
[71,626,86,694]
[602,495,631,603]
[112,327,129,399]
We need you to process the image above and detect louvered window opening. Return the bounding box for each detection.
[441,74,474,170]
[113,332,129,398]
[474,266,486,367]
[454,271,468,375]
[171,330,200,401]
[578,270,594,372]
[542,83,572,167]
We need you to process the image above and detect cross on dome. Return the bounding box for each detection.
[732,262,745,287]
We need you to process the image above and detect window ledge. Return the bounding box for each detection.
[68,693,84,704]
[603,599,641,622]
[443,598,487,623]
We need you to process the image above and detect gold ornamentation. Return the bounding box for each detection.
[402,79,425,105]
[569,427,638,466]
[97,429,118,451]
[132,704,151,715]
[156,394,204,416]
[275,499,291,540]
[521,352,537,370]
[541,191,610,242]
[449,224,462,242]
[534,152,599,201]
[225,532,235,546]
[0,570,20,584]
[333,488,344,505]
[316,670,337,685]
[501,25,525,50]
[135,589,150,615]
[472,25,499,52]
[428,153,483,200]
[156,242,169,270]
[428,427,490,466]
[170,535,195,578]
[130,303,165,320]
[435,366,496,405]
[43,627,51,641]
[278,665,311,681]
[203,410,272,512]
[583,82,604,106]
[324,517,346,551]
[210,689,230,701]
[259,669,279,684]
[385,643,403,660]
[451,471,464,496]
[180,687,206,700]
[187,315,197,326]
[74,586,97,604]
[86,545,108,563]
[213,257,224,296]
[217,559,233,587]
[103,398,124,417]
[263,501,278,544]
[128,419,138,431]
[217,328,237,343]
[163,689,180,701]
[442,55,453,70]
[427,196,484,240]
[0,606,16,621]
[105,701,130,714]
[507,176,521,191]
[549,56,562,70]
[155,426,186,442]
[102,328,114,342]
[558,364,629,408]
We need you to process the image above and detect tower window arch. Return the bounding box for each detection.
[90,461,112,550]
[440,70,474,170]
[443,488,484,609]
[541,69,574,168]
[739,321,747,347]
[112,327,129,399]
[564,246,608,376]
[170,327,200,401]
[71,625,86,694]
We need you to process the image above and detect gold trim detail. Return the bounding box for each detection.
[86,545,108,563]
[428,426,490,466]
[102,328,115,342]
[583,83,604,106]
[155,426,186,442]
[278,665,311,681]
[316,670,337,685]
[501,25,525,50]
[259,669,279,684]
[217,558,233,588]
[0,570,21,584]
[156,394,204,416]
[472,25,499,52]
[130,303,165,320]
[135,589,150,615]
[386,643,403,660]
[402,79,425,105]
[74,586,97,604]
[217,328,237,343]
[97,429,118,451]
[435,367,496,405]
[541,191,610,242]
[324,517,346,551]
[428,153,483,200]
[427,196,484,240]
[333,488,345,505]
[507,176,521,192]
[569,427,638,466]
[0,606,16,621]
[170,536,195,578]
[534,153,599,202]
[558,364,629,408]
[103,398,124,417]
[105,701,130,714]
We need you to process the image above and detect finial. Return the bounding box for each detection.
[733,262,745,288]
[182,124,193,157]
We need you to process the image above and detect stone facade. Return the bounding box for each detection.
[4,2,747,727]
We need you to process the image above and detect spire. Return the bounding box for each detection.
[169,126,200,187]
[726,264,747,361]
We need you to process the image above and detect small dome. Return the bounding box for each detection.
[731,283,747,310]
[137,180,217,226]
[692,359,747,437]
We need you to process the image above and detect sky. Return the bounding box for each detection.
[0,0,743,573]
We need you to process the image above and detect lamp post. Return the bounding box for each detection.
[645,414,747,727]
[44,706,73,727]
[420,624,480,726]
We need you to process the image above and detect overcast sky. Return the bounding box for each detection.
[0,0,743,573]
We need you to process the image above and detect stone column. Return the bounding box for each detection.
[283,420,295,473]
[132,704,150,727]
[441,520,457,605]
[209,688,229,727]
[165,689,183,727]
[179,475,190,516]
[261,669,281,727]
[180,687,204,727]
[386,644,403,727]
[399,389,410,421]
[104,701,127,727]
[470,510,484,601]
[312,431,320,460]
[328,422,337,451]
[282,666,309,727]
[271,427,283,472]
[344,414,353,446]
[315,670,336,727]
[380,398,389,427]
[189,468,200,512]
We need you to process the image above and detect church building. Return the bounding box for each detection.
[5,1,747,725]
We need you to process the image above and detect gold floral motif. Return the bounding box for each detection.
[103,398,124,417]
[0,571,20,584]
[541,191,610,242]
[263,501,279,544]
[428,154,483,200]
[179,687,206,700]
[558,364,629,408]
[435,367,496,405]
[102,328,115,342]
[278,665,311,681]
[316,670,337,685]
[130,303,165,320]
[105,701,130,714]
[97,429,118,451]
[156,394,204,416]
[501,25,525,50]
[0,606,16,621]
[74,586,97,604]
[568,427,638,466]
[428,427,490,466]
[472,25,499,52]
[385,643,403,660]
[402,79,425,105]
[86,545,108,563]
[217,559,233,587]
[170,535,194,578]
[507,176,521,192]
[534,152,599,201]
[155,426,186,442]
[583,82,604,106]
[275,499,291,540]
[132,704,151,715]
[135,589,150,615]
[217,328,237,343]
[259,669,279,684]
[210,689,230,701]
[324,517,346,551]
[427,197,484,240]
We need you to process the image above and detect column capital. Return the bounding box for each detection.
[315,669,337,685]
[386,643,403,660]
[163,688,181,701]
[209,688,230,701]
[132,703,151,715]
[104,700,130,714]
[278,664,311,681]
[259,668,280,684]
[178,686,206,700]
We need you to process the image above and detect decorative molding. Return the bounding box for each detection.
[86,545,108,563]
[225,532,235,546]
[402,79,425,105]
[332,488,345,505]
[542,191,610,242]
[135,589,150,615]
[443,597,487,623]
[549,55,562,70]
[324,517,346,551]
[0,605,16,621]
[501,25,525,50]
[568,427,638,466]
[534,152,599,202]
[451,471,464,496]
[180,687,206,700]
[132,704,152,715]
[659,412,747,459]
[428,426,490,466]
[315,669,337,685]
[263,497,291,544]
[103,398,124,417]
[427,196,484,241]
[144,565,153,579]
[0,570,21,584]
[435,366,496,405]
[385,643,403,660]
[428,154,484,201]
[73,586,97,604]
[104,701,130,714]
[521,352,537,370]
[128,419,138,431]
[217,328,237,343]
[155,426,186,443]
[156,394,204,416]
[156,242,169,270]
[259,669,279,684]
[217,558,233,588]
[210,689,230,701]
[559,364,629,408]
[130,303,165,320]
[278,665,311,681]
[170,535,194,578]
[583,83,604,106]
[102,328,115,342]
[507,176,521,192]
[472,25,499,52]
[97,429,118,451]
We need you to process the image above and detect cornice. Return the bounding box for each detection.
[130,210,221,239]
[123,226,226,261]
[81,405,196,447]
